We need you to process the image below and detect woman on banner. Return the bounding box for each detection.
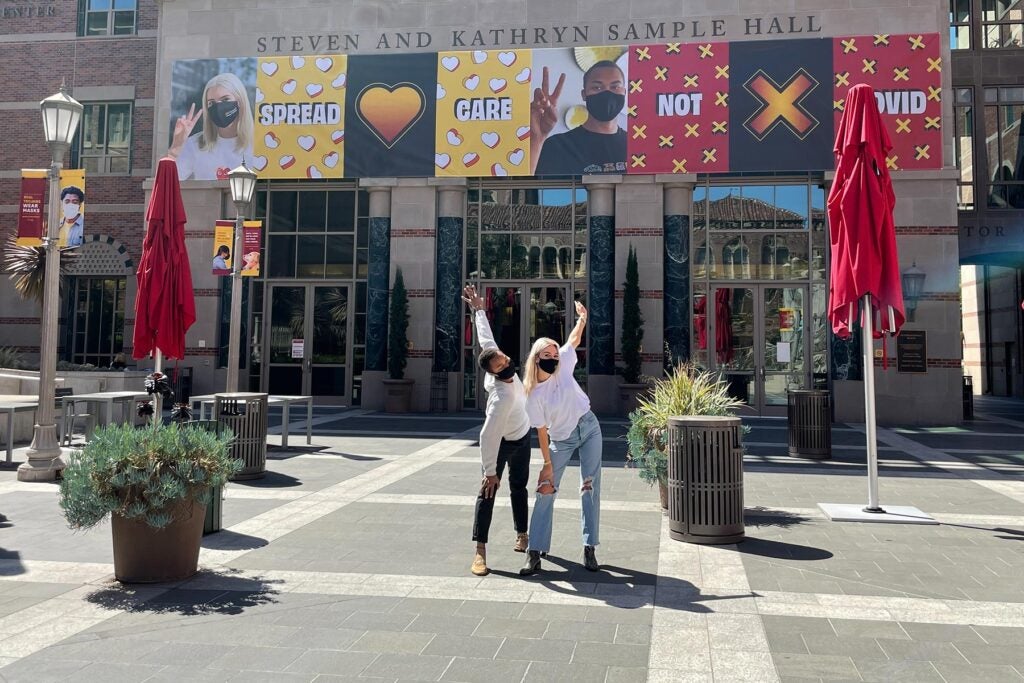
[519,300,603,576]
[168,72,254,181]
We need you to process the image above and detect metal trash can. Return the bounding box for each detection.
[962,375,974,420]
[214,392,269,480]
[187,419,224,534]
[667,415,745,544]
[787,390,832,459]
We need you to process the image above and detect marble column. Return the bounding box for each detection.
[663,178,696,366]
[586,182,617,378]
[432,180,466,373]
[363,182,394,374]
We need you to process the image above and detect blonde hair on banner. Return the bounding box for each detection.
[523,337,559,396]
[199,72,253,153]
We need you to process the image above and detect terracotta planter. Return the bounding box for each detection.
[619,383,650,416]
[111,497,206,583]
[658,480,669,510]
[383,378,415,413]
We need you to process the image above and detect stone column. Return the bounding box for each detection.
[359,179,395,410]
[660,175,697,366]
[431,178,467,412]
[583,178,619,415]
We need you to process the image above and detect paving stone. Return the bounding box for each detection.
[390,598,465,615]
[0,657,92,682]
[765,630,809,654]
[349,630,435,654]
[342,610,417,632]
[360,653,454,680]
[603,666,650,683]
[440,657,531,682]
[900,622,988,643]
[876,638,971,663]
[209,644,307,671]
[229,671,316,682]
[802,633,888,660]
[585,606,653,624]
[829,618,908,640]
[149,666,246,682]
[422,634,503,659]
[407,613,482,636]
[496,636,576,662]
[762,615,836,635]
[931,661,1024,683]
[64,661,165,682]
[772,652,860,680]
[473,616,548,638]
[146,642,234,667]
[571,641,649,667]
[276,627,365,651]
[543,620,617,642]
[954,642,1024,667]
[455,601,526,619]
[284,650,378,676]
[853,659,945,682]
[521,661,611,682]
[614,624,652,645]
[972,626,1024,646]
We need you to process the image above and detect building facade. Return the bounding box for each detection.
[953,0,1024,398]
[0,0,159,370]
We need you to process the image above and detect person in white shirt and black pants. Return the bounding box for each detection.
[520,300,603,575]
[463,285,532,577]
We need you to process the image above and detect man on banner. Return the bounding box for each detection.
[58,185,85,248]
[530,60,628,175]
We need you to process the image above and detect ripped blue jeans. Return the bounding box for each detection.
[528,411,602,553]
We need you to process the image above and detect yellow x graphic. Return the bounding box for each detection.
[893,67,910,82]
[632,124,647,140]
[630,79,643,93]
[685,123,700,138]
[712,120,727,134]
[908,35,926,50]
[862,59,877,74]
[927,86,941,102]
[672,159,688,173]
[833,99,845,111]
[658,135,674,148]
[636,47,651,61]
[895,118,911,134]
[927,57,941,73]
[715,91,728,106]
[631,154,647,168]
[666,43,681,54]
[925,116,940,130]
[835,71,850,87]
[702,148,718,164]
[655,66,669,81]
[715,65,729,79]
[886,155,898,170]
[627,104,638,117]
[915,144,930,160]
[683,74,699,88]
[873,34,890,46]
[698,44,714,59]
[841,38,858,54]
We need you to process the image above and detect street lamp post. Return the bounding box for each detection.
[20,83,83,482]
[225,162,257,393]
[901,262,927,322]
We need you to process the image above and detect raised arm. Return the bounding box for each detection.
[462,284,497,351]
[567,300,588,349]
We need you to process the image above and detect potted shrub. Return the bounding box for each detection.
[58,422,237,583]
[619,245,648,414]
[626,362,743,509]
[383,268,414,413]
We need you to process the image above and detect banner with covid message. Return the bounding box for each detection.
[169,33,942,180]
[16,169,86,247]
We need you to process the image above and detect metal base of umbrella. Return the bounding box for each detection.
[818,503,936,525]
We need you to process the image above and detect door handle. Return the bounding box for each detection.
[758,366,766,382]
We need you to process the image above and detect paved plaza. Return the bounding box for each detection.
[0,397,1022,682]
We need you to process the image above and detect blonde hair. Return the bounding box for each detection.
[199,72,253,153]
[523,337,559,395]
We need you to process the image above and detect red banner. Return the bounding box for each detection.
[16,171,46,247]
[241,220,262,277]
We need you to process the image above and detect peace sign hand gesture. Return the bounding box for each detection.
[169,103,202,158]
[530,66,565,143]
[462,284,485,313]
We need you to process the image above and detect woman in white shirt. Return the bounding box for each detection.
[519,301,602,575]
[168,72,254,181]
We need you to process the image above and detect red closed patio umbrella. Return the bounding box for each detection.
[133,157,196,399]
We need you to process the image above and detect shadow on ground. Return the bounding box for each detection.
[84,569,281,617]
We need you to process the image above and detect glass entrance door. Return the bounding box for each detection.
[708,284,809,416]
[266,284,351,400]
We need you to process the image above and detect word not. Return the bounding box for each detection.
[875,90,926,115]
[259,102,342,125]
[657,93,704,117]
[454,97,512,121]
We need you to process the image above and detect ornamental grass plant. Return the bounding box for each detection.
[59,422,237,530]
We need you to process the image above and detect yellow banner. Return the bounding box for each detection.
[57,168,86,248]
[212,220,234,275]
[254,55,347,179]
[434,49,532,177]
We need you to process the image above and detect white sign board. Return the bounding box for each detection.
[291,339,304,359]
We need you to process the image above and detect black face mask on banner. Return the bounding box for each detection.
[207,100,240,129]
[538,357,559,374]
[494,362,517,381]
[585,90,625,123]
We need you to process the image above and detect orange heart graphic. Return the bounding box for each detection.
[355,83,425,149]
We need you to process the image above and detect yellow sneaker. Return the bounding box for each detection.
[471,552,489,576]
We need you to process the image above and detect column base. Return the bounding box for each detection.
[18,453,67,481]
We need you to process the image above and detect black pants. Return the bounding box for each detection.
[472,432,530,543]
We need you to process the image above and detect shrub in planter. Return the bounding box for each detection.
[58,422,237,582]
[384,268,414,412]
[626,362,743,508]
[619,245,648,414]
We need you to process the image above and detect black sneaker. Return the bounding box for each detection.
[519,550,542,576]
[583,546,600,572]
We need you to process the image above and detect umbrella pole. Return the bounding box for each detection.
[861,294,884,513]
[154,349,163,425]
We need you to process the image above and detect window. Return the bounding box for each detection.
[66,277,126,367]
[984,87,1024,208]
[73,103,132,174]
[951,0,972,49]
[955,88,976,211]
[80,0,137,36]
[982,0,1024,48]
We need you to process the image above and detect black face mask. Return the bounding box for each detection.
[538,358,559,374]
[494,362,517,381]
[207,100,240,128]
[585,90,625,122]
